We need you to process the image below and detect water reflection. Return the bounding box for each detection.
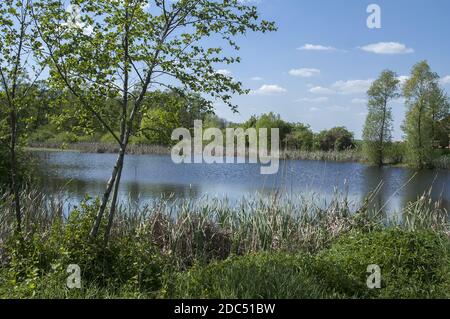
[33,151,450,213]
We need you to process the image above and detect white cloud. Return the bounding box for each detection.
[309,86,334,95]
[216,69,232,76]
[251,76,263,81]
[441,75,450,85]
[251,84,287,95]
[332,79,374,95]
[298,44,337,52]
[289,68,320,78]
[296,97,329,103]
[360,42,414,55]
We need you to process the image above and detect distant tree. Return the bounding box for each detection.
[242,115,258,130]
[362,70,400,166]
[314,127,355,151]
[204,113,227,130]
[255,112,291,144]
[402,61,443,168]
[428,85,449,147]
[139,90,212,145]
[284,123,314,150]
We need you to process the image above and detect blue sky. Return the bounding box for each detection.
[212,0,450,140]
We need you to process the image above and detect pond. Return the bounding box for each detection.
[33,151,450,215]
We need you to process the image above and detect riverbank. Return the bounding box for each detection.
[27,141,450,169]
[1,190,449,299]
[27,141,366,163]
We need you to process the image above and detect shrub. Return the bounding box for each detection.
[164,252,325,299]
[314,228,450,298]
[385,142,406,165]
[1,197,167,298]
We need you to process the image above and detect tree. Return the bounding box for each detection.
[428,85,449,147]
[138,90,212,145]
[0,0,43,233]
[284,123,314,151]
[33,0,275,242]
[314,127,355,152]
[255,112,291,146]
[362,70,400,166]
[402,61,443,168]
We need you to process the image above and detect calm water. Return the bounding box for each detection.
[33,151,450,215]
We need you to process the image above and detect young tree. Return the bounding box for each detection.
[0,0,42,233]
[428,84,450,146]
[402,61,443,168]
[362,70,399,166]
[33,0,275,242]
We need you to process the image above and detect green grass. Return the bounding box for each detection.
[0,190,449,299]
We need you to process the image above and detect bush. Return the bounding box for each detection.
[314,228,450,298]
[164,252,325,299]
[1,197,167,298]
[385,142,406,165]
[314,127,355,152]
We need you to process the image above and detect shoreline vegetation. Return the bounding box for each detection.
[1,190,449,299]
[26,141,450,169]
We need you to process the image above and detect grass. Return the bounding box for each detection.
[283,149,363,162]
[28,141,171,155]
[0,188,449,299]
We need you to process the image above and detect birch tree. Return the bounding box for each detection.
[0,0,43,233]
[32,0,275,242]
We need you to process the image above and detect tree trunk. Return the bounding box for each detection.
[378,98,388,167]
[9,110,22,234]
[104,147,125,245]
[90,151,124,238]
[95,6,130,243]
[417,101,423,169]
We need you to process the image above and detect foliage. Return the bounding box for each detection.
[402,61,449,168]
[138,91,212,145]
[315,229,450,298]
[284,123,314,151]
[164,252,324,299]
[363,70,400,166]
[0,196,166,298]
[314,127,355,151]
[254,112,292,144]
[1,190,450,299]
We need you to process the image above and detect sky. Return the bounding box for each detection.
[211,0,450,140]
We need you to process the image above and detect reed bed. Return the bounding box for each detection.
[0,188,449,299]
[27,142,171,155]
[1,188,447,268]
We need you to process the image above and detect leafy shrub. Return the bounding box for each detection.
[314,228,450,298]
[385,142,406,165]
[1,197,166,298]
[164,252,324,299]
